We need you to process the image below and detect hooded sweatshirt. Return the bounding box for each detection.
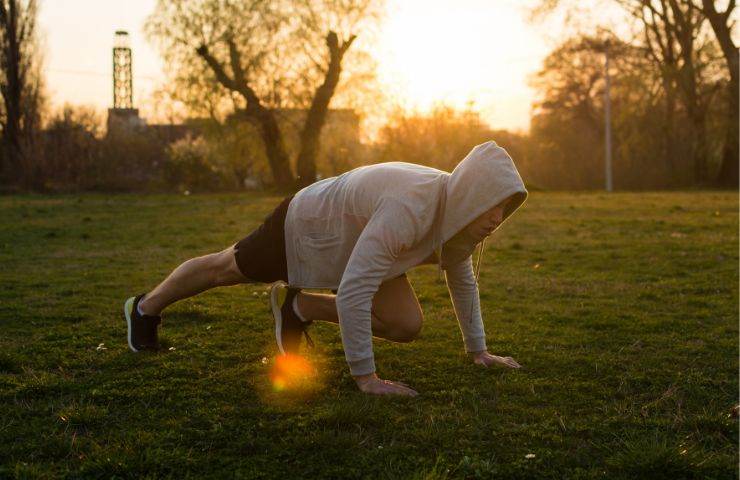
[284,141,528,375]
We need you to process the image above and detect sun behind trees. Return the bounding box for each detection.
[145,0,382,190]
[0,1,736,192]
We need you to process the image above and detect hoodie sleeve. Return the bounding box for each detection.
[335,202,417,376]
[444,255,487,353]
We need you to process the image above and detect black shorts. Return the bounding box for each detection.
[234,196,293,283]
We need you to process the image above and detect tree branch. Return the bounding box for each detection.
[340,34,357,55]
[225,35,245,85]
[725,0,736,20]
[196,44,238,91]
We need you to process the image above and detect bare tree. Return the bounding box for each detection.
[0,0,42,187]
[621,0,718,183]
[700,0,737,188]
[146,0,381,189]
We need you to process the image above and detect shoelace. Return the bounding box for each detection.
[288,286,315,349]
[303,329,315,348]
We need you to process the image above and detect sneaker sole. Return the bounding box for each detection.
[123,296,139,353]
[270,281,287,355]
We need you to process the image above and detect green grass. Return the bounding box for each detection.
[0,191,737,479]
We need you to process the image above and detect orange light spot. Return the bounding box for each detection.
[272,375,286,391]
[269,353,316,391]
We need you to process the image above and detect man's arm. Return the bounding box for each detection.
[335,203,419,394]
[444,255,487,353]
[445,256,522,369]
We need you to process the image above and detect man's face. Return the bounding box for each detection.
[464,196,511,243]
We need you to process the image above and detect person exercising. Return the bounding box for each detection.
[124,141,528,397]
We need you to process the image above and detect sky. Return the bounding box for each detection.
[39,0,554,132]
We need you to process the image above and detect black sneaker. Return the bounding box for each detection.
[270,281,314,355]
[123,294,161,352]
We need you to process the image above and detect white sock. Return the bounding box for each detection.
[137,294,148,316]
[292,295,309,323]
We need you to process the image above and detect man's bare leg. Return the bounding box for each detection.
[295,275,423,342]
[138,245,247,316]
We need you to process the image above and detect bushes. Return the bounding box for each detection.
[37,106,102,191]
[163,135,229,192]
[376,105,496,173]
[96,128,168,192]
[374,105,532,185]
[32,105,168,192]
[29,106,243,193]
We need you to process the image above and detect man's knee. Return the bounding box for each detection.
[212,247,246,285]
[394,315,423,343]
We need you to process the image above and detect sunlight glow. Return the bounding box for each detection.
[376,0,548,130]
[39,0,550,131]
[269,353,317,392]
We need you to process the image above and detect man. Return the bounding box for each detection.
[124,141,528,396]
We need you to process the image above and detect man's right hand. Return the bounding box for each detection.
[353,373,418,397]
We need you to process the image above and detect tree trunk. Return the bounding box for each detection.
[294,32,356,189]
[196,42,295,190]
[0,0,26,185]
[715,75,739,188]
[680,76,708,184]
[702,0,739,188]
[662,78,678,180]
[689,108,708,184]
[243,104,295,189]
[683,79,709,184]
[668,0,710,184]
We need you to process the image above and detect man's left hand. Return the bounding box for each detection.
[472,351,521,369]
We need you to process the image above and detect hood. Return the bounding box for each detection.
[435,141,528,269]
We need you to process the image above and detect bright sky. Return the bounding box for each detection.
[376,0,549,131]
[40,0,551,132]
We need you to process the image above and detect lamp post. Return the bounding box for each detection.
[604,41,613,192]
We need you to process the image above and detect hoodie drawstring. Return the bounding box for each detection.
[474,237,486,284]
[434,177,448,283]
[467,237,487,324]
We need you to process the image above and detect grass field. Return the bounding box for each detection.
[0,191,737,479]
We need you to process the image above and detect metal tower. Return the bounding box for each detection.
[113,31,133,109]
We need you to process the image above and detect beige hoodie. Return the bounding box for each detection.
[284,141,528,375]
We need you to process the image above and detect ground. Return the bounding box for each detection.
[0,191,737,479]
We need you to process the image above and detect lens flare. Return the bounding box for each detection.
[269,353,316,391]
[272,376,286,391]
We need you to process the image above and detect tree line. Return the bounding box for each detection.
[0,0,736,192]
[529,0,737,189]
